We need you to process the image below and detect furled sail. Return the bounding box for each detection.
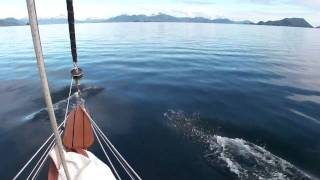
[49,147,116,180]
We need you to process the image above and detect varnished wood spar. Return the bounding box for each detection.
[63,105,94,150]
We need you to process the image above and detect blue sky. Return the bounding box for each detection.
[1,0,319,26]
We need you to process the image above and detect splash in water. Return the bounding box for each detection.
[164,110,313,180]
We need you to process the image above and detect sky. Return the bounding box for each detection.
[1,0,319,26]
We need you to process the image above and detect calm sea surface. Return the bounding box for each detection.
[0,23,320,179]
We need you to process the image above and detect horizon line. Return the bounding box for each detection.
[1,12,318,26]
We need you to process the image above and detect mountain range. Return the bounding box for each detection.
[103,13,254,24]
[257,18,313,28]
[0,13,317,28]
[0,18,25,26]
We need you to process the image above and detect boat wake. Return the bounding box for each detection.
[24,86,104,121]
[164,110,313,180]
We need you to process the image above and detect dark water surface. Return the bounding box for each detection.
[0,23,320,179]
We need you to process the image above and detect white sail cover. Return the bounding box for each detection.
[50,146,116,180]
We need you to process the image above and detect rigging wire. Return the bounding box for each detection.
[25,0,71,179]
[31,144,55,180]
[13,120,66,180]
[28,130,63,180]
[92,120,136,180]
[13,78,73,180]
[92,125,122,180]
[30,130,63,180]
[63,78,74,127]
[22,0,143,177]
[92,121,142,180]
[82,107,142,180]
[26,137,56,180]
[90,118,141,180]
[31,78,73,179]
[13,134,54,180]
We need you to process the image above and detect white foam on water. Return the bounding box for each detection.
[23,95,71,121]
[164,110,313,180]
[23,86,103,121]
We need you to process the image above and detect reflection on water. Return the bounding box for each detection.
[0,23,320,179]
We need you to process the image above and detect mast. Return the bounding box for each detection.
[66,0,78,65]
[25,0,71,179]
[66,0,84,95]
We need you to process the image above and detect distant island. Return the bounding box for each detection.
[0,18,25,26]
[257,18,313,28]
[0,13,316,28]
[103,13,254,25]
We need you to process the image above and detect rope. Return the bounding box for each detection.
[26,0,71,179]
[90,119,141,180]
[92,125,122,180]
[26,137,55,180]
[93,122,142,180]
[13,120,66,180]
[92,121,135,180]
[26,130,59,180]
[30,130,63,180]
[81,107,142,180]
[13,134,54,180]
[31,144,54,180]
[13,78,73,180]
[63,78,74,127]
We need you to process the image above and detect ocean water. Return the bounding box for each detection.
[0,23,320,180]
